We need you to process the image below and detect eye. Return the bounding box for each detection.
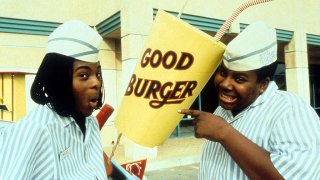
[219,68,227,77]
[235,76,246,83]
[79,73,89,79]
[97,71,102,81]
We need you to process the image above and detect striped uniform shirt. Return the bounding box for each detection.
[0,104,107,180]
[199,81,320,180]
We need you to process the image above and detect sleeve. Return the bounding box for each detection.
[0,121,55,180]
[269,100,320,179]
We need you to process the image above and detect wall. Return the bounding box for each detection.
[0,73,27,121]
[1,0,320,159]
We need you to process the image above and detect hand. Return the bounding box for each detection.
[178,109,231,142]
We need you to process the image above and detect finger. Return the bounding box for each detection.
[194,125,201,138]
[195,131,203,139]
[177,109,189,115]
[194,130,202,138]
[177,109,199,117]
[194,125,198,138]
[194,132,200,138]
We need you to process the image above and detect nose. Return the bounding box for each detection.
[90,75,102,89]
[219,76,233,90]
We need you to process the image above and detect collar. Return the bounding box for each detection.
[250,81,278,108]
[50,110,93,128]
[60,116,75,127]
[60,115,96,128]
[44,104,96,128]
[224,106,249,124]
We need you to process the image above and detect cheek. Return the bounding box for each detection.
[72,82,85,101]
[213,75,222,88]
[72,90,81,105]
[240,87,259,102]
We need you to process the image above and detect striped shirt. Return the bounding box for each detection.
[0,104,107,180]
[199,81,320,180]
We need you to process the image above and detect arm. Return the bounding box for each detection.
[268,104,320,179]
[0,122,54,179]
[178,109,283,180]
[221,124,283,180]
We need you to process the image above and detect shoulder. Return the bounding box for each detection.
[268,90,319,124]
[4,106,53,138]
[268,91,320,138]
[18,104,58,126]
[262,82,307,108]
[271,90,295,103]
[0,106,54,158]
[0,109,54,179]
[2,105,57,144]
[272,90,316,112]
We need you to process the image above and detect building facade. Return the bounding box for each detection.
[1,0,320,159]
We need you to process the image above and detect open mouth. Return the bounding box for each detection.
[220,92,237,104]
[89,98,98,108]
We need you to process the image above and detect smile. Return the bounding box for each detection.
[220,92,237,103]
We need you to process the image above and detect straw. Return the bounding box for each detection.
[178,0,189,19]
[107,133,123,167]
[214,0,274,41]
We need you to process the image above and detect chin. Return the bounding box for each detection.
[81,110,93,117]
[219,102,234,110]
[222,107,234,111]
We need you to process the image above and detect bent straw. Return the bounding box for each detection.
[178,0,189,18]
[214,0,274,41]
[107,133,123,167]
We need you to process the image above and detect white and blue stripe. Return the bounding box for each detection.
[0,104,106,179]
[199,81,320,180]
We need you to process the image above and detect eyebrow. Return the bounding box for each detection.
[74,66,91,71]
[233,72,249,77]
[220,65,249,77]
[74,64,101,72]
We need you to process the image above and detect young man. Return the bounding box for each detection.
[0,20,107,179]
[179,22,320,179]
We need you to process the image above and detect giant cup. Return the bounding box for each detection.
[115,10,226,147]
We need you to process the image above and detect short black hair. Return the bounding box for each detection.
[31,53,104,117]
[255,61,278,82]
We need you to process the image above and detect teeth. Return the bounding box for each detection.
[222,93,233,100]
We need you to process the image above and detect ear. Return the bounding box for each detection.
[259,77,270,94]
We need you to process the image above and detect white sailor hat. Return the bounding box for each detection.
[46,20,102,62]
[222,21,277,71]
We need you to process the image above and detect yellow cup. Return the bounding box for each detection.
[115,10,226,147]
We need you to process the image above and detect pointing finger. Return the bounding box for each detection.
[177,109,199,117]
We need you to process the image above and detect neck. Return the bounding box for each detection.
[72,113,86,139]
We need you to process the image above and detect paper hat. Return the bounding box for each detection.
[46,20,102,62]
[222,21,277,71]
